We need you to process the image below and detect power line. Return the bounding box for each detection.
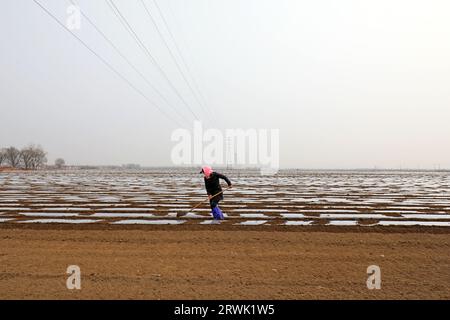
[140,0,212,121]
[152,0,214,121]
[68,0,190,125]
[107,0,200,122]
[32,0,183,127]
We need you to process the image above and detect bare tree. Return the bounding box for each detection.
[20,146,34,170]
[0,148,6,166]
[19,145,48,170]
[55,158,65,169]
[30,145,47,169]
[4,147,21,168]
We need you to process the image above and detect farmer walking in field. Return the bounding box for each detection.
[200,166,232,220]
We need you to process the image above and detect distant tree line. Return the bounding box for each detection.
[0,145,48,170]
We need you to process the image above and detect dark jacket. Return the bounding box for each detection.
[204,172,231,202]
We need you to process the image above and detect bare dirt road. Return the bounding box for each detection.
[1,225,449,299]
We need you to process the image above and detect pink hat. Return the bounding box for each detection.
[200,166,213,178]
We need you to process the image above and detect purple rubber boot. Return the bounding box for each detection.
[212,206,224,220]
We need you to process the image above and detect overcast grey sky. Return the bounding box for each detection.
[1,0,449,169]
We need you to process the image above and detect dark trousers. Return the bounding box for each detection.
[209,199,221,210]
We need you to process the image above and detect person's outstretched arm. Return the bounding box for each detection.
[215,172,232,187]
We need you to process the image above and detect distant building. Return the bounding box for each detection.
[122,164,141,170]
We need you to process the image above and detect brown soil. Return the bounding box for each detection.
[1,225,449,299]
